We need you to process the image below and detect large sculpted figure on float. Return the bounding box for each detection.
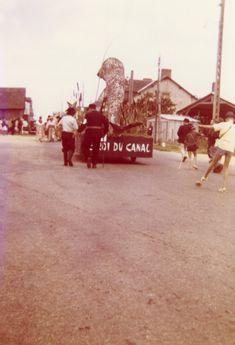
[97,57,125,123]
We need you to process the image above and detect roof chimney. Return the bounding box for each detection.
[161,69,172,80]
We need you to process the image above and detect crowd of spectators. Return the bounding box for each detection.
[0,113,63,140]
[36,114,62,142]
[0,117,28,135]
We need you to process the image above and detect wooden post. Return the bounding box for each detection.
[82,83,85,108]
[154,57,161,143]
[212,0,226,122]
[77,82,80,106]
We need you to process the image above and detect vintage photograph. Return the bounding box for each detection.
[0,0,234,344]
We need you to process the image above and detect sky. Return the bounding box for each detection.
[0,0,235,118]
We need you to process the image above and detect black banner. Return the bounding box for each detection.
[100,135,153,158]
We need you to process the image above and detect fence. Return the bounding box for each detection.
[147,115,198,143]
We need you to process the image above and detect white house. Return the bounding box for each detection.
[135,69,197,113]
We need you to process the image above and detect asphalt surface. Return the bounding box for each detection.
[0,135,234,345]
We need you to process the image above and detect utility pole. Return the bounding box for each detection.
[154,57,161,143]
[212,0,226,122]
[77,82,80,105]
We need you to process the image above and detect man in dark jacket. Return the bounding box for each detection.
[80,103,109,168]
[177,118,191,162]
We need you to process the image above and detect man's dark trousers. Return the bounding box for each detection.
[61,131,75,165]
[83,132,102,165]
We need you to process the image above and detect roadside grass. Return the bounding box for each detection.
[154,138,208,154]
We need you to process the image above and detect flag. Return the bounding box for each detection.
[79,93,82,105]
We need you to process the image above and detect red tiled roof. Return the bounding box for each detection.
[125,79,153,93]
[0,88,26,109]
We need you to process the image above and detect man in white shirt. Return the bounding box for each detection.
[58,107,78,166]
[196,111,235,192]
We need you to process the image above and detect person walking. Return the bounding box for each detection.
[58,107,78,166]
[184,126,201,169]
[36,116,45,142]
[177,118,191,162]
[79,103,109,169]
[196,111,235,192]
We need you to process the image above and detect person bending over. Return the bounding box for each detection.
[196,111,235,192]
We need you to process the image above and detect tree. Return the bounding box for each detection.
[123,92,176,121]
[117,92,176,135]
[160,93,176,114]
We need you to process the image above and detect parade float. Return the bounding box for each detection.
[76,57,153,163]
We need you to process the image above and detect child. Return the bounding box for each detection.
[185,126,201,169]
[177,118,191,162]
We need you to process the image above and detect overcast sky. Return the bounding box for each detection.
[0,0,234,118]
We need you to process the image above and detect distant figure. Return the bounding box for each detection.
[79,103,109,169]
[8,119,15,135]
[177,118,191,162]
[1,119,8,134]
[147,124,153,136]
[18,118,23,134]
[44,116,50,136]
[58,107,78,166]
[22,119,28,134]
[196,111,235,192]
[46,116,56,142]
[184,126,201,169]
[14,119,19,134]
[36,116,45,142]
[55,115,62,141]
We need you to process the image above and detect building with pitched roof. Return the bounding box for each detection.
[0,88,33,120]
[177,93,235,123]
[124,78,153,102]
[134,69,197,112]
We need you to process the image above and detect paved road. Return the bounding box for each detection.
[0,136,234,345]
